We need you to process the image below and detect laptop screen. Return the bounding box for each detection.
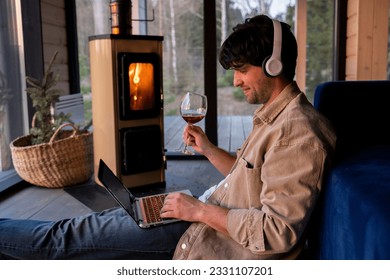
[98,159,136,218]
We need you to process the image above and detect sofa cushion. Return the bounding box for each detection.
[316,146,390,259]
[314,80,390,162]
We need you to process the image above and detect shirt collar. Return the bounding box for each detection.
[253,81,301,125]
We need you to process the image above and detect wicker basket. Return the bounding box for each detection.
[10,123,93,188]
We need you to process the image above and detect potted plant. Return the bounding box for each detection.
[9,51,93,188]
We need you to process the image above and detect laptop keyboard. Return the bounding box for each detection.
[142,194,168,223]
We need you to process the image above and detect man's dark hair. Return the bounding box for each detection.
[219,15,298,81]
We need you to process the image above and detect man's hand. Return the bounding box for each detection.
[183,125,213,156]
[184,125,236,176]
[160,192,230,236]
[160,192,202,222]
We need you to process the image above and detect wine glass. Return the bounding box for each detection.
[179,92,207,155]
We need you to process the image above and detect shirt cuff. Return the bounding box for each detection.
[227,208,265,253]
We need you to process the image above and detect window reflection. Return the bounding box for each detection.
[0,0,25,189]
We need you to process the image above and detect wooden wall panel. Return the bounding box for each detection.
[345,0,389,80]
[345,0,358,80]
[347,0,358,17]
[41,24,67,46]
[41,1,65,27]
[41,0,64,8]
[40,0,70,94]
[345,56,357,79]
[371,0,389,78]
[356,0,374,79]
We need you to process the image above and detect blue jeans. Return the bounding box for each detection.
[0,207,190,260]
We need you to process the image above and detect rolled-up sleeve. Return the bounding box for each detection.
[227,208,265,253]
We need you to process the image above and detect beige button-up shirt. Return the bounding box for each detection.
[173,82,336,259]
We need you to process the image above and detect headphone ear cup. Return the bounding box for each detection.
[262,56,272,77]
[263,55,283,77]
[263,19,283,77]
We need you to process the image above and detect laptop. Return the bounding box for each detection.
[97,159,192,228]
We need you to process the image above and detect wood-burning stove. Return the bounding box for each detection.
[89,34,165,188]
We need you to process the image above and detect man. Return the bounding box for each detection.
[0,15,336,260]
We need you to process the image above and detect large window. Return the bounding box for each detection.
[0,0,27,191]
[305,0,334,100]
[76,0,206,151]
[75,0,334,154]
[215,0,334,107]
[146,0,205,117]
[216,0,295,117]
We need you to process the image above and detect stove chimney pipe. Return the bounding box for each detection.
[110,0,132,35]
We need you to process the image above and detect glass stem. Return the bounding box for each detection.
[183,124,193,154]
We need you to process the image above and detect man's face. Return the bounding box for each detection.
[232,64,274,106]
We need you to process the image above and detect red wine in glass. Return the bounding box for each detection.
[181,114,205,124]
[179,92,207,155]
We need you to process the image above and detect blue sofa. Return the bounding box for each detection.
[307,80,390,259]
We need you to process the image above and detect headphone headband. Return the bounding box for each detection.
[263,19,283,77]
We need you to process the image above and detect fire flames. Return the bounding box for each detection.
[128,62,154,110]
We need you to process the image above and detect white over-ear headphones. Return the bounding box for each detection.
[262,19,283,77]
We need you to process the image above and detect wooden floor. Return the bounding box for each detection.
[0,116,252,221]
[0,160,224,221]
